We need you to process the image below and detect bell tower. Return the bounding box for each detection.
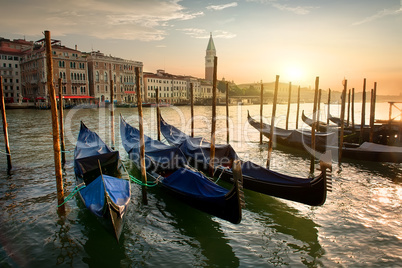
[205,33,216,82]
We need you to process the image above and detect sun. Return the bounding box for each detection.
[284,66,303,82]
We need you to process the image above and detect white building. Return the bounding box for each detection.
[0,38,33,103]
[144,69,188,104]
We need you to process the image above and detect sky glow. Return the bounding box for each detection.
[0,0,401,94]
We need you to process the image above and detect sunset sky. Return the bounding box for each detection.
[1,0,401,95]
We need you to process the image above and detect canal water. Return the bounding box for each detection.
[0,103,401,267]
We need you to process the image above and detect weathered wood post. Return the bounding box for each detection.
[351,88,355,132]
[210,56,218,176]
[310,77,319,175]
[45,31,64,209]
[327,89,331,125]
[339,80,347,165]
[190,83,194,138]
[226,82,229,144]
[110,79,115,149]
[0,76,12,173]
[58,78,65,165]
[346,89,351,127]
[267,75,279,168]
[369,82,377,142]
[260,80,264,144]
[156,86,161,141]
[286,82,291,130]
[135,67,147,204]
[296,85,300,129]
[317,88,322,130]
[360,78,366,144]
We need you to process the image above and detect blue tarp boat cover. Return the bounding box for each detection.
[162,168,228,200]
[240,161,312,184]
[74,123,119,178]
[160,117,238,165]
[120,117,187,169]
[79,175,130,218]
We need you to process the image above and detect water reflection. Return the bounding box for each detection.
[240,190,324,267]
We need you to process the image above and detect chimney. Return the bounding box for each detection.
[75,44,77,50]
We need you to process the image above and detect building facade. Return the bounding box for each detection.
[0,38,33,103]
[144,69,188,104]
[20,39,90,105]
[86,51,143,103]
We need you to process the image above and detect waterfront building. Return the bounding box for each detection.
[20,39,90,107]
[205,33,216,82]
[86,51,143,104]
[144,69,188,104]
[0,38,33,103]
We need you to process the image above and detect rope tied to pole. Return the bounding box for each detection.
[57,183,86,207]
[213,165,230,184]
[129,174,158,187]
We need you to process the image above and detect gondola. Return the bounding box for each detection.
[300,113,402,162]
[330,142,402,163]
[74,122,131,242]
[247,111,336,153]
[160,115,332,206]
[120,115,243,224]
[301,110,334,132]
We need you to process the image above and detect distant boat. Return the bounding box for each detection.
[74,122,131,242]
[248,111,336,153]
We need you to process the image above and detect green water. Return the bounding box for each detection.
[0,103,401,267]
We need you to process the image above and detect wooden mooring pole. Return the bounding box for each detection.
[296,86,300,129]
[285,82,291,130]
[310,77,319,175]
[347,89,351,127]
[327,89,331,125]
[210,56,218,176]
[317,88,322,130]
[45,31,64,209]
[110,79,115,149]
[58,78,65,165]
[351,88,355,132]
[267,75,279,168]
[135,67,147,204]
[360,78,366,144]
[190,83,194,138]
[260,80,263,144]
[226,82,229,144]
[0,76,12,173]
[369,82,377,142]
[339,80,347,165]
[156,86,161,141]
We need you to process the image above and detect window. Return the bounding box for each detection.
[95,71,99,82]
[104,72,108,82]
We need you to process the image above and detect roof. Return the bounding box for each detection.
[206,33,215,51]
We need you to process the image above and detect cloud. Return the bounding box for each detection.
[178,28,236,39]
[246,0,317,15]
[271,3,318,15]
[352,7,402,26]
[0,0,204,41]
[206,2,238,11]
